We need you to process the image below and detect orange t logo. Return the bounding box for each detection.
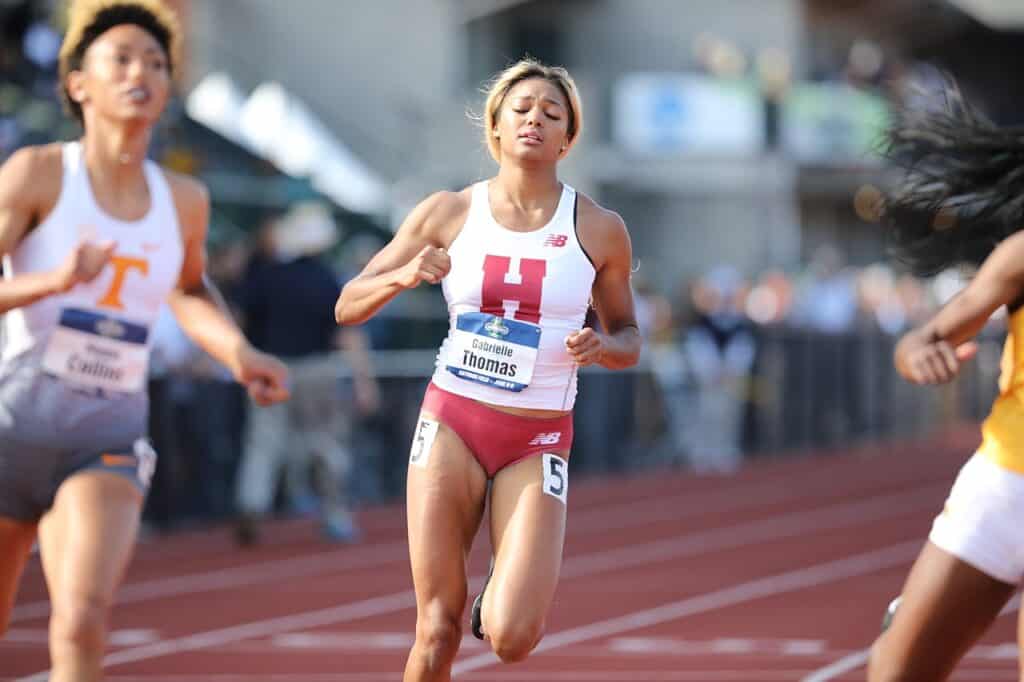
[97,255,149,309]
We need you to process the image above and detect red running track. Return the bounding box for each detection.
[3,425,1019,681]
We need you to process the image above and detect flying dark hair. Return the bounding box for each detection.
[881,76,1024,276]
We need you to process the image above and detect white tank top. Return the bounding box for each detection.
[1,142,184,393]
[431,181,596,410]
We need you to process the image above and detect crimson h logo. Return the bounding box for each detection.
[481,255,547,324]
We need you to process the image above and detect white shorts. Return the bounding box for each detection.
[929,453,1024,585]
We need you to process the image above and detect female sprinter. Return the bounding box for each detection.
[869,81,1024,680]
[335,58,641,680]
[0,2,289,680]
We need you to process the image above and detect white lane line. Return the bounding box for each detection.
[24,672,1015,681]
[5,470,815,623]
[13,591,420,682]
[9,539,409,623]
[801,591,1023,681]
[450,541,921,674]
[12,458,942,622]
[802,649,873,682]
[0,672,854,682]
[568,459,943,535]
[560,485,940,579]
[14,455,941,624]
[15,485,939,680]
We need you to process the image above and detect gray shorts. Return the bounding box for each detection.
[0,353,155,522]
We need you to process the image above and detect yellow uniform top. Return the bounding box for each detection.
[979,306,1024,472]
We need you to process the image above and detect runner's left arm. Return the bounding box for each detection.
[165,174,289,405]
[566,207,641,370]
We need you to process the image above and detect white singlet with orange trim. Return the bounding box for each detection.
[1,142,183,393]
[431,181,596,411]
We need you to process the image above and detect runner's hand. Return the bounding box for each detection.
[396,246,450,288]
[565,328,606,367]
[895,333,977,385]
[236,346,291,406]
[53,239,116,292]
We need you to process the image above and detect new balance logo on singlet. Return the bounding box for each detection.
[528,432,562,446]
[544,234,568,248]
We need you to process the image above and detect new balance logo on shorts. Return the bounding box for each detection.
[543,234,568,248]
[528,431,562,446]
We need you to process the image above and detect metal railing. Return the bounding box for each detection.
[140,326,1001,527]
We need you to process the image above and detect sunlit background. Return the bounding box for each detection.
[1,0,1021,555]
[0,0,1019,532]
[7,1,1024,679]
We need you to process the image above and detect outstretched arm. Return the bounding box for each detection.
[165,174,289,405]
[895,231,1024,385]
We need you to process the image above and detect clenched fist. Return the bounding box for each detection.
[565,328,606,367]
[235,345,291,406]
[53,239,117,293]
[396,246,451,288]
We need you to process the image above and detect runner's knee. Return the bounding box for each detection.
[415,600,463,669]
[51,592,110,655]
[488,613,544,664]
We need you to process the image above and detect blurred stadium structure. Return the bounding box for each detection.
[2,0,1022,527]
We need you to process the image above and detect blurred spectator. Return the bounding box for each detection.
[0,1,31,77]
[337,232,393,349]
[744,269,794,326]
[234,202,379,546]
[630,274,671,455]
[145,305,195,531]
[792,245,858,333]
[680,266,757,473]
[22,17,59,73]
[146,306,242,531]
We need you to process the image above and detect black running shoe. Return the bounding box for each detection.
[471,556,495,640]
[881,595,902,632]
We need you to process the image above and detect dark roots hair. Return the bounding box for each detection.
[58,0,180,124]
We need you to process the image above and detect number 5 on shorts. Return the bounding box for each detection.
[410,419,439,468]
[542,453,568,504]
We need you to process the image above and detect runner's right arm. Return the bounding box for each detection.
[895,231,1024,385]
[335,191,465,326]
[0,146,113,314]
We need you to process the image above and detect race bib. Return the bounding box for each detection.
[445,312,540,392]
[41,307,150,393]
